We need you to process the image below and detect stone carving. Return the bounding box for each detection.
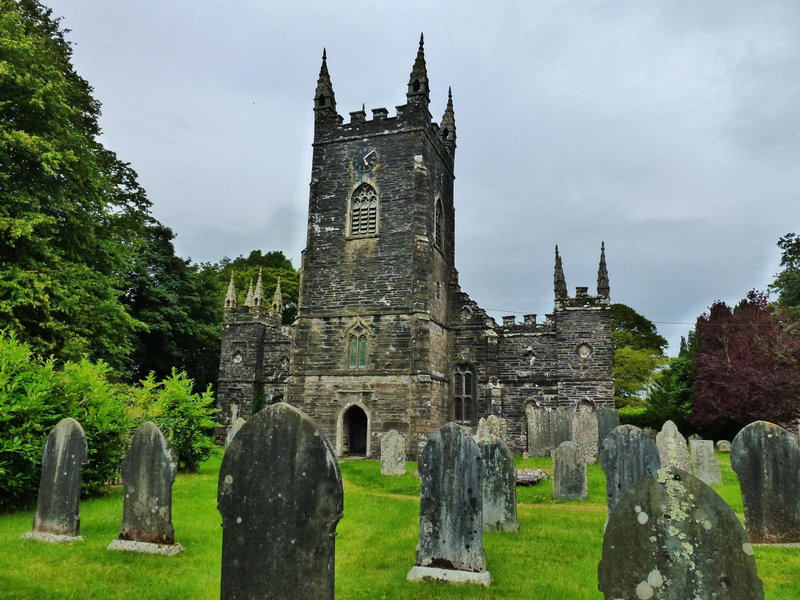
[21,418,87,543]
[599,425,661,517]
[716,440,731,452]
[218,403,343,599]
[598,466,764,599]
[571,403,599,463]
[656,420,691,472]
[380,430,406,476]
[690,439,722,486]
[224,417,246,449]
[553,441,587,501]
[476,414,507,442]
[596,407,619,449]
[108,422,183,555]
[731,420,800,543]
[525,404,572,457]
[408,423,491,586]
[478,434,519,532]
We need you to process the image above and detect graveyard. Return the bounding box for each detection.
[2,446,800,599]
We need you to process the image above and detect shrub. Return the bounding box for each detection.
[617,405,651,430]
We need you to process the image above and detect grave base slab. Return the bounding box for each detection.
[21,531,83,544]
[406,566,491,586]
[107,539,184,556]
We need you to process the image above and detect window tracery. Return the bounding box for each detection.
[350,183,378,236]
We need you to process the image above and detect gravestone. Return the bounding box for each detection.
[596,407,619,449]
[643,427,657,440]
[553,441,587,501]
[731,420,800,543]
[571,404,599,463]
[716,440,731,452]
[525,405,572,457]
[218,402,343,599]
[656,420,691,472]
[599,425,661,517]
[224,417,246,449]
[598,466,764,599]
[408,423,490,586]
[690,439,722,486]
[478,434,519,532]
[688,433,702,442]
[21,418,87,543]
[380,429,406,476]
[476,414,507,442]
[108,422,183,555]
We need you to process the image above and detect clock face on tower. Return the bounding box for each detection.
[353,147,379,173]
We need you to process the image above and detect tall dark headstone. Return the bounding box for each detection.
[731,420,800,543]
[408,423,491,586]
[599,425,661,517]
[596,407,619,449]
[108,422,183,555]
[571,404,599,463]
[553,441,587,501]
[479,434,519,532]
[21,418,87,543]
[218,402,343,599]
[599,467,764,599]
[526,405,573,457]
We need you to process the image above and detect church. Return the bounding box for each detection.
[215,36,613,459]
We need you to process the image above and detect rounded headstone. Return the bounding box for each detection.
[656,420,691,472]
[715,440,732,452]
[731,420,800,543]
[380,430,406,476]
[600,425,661,516]
[553,441,587,501]
[598,467,764,599]
[479,434,519,532]
[571,404,599,463]
[690,439,722,486]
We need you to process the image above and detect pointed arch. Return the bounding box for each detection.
[349,183,379,237]
[343,318,372,368]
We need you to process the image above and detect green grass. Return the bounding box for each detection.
[1,451,798,599]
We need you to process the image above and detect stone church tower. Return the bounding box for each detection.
[216,37,613,458]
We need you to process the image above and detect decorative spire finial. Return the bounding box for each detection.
[597,241,610,297]
[554,245,567,298]
[407,32,430,103]
[224,273,237,309]
[314,47,337,113]
[440,86,456,150]
[252,268,265,307]
[244,278,254,307]
[271,277,283,315]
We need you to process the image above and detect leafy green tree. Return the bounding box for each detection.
[610,304,667,407]
[0,0,149,372]
[645,334,695,432]
[610,303,668,352]
[770,233,800,315]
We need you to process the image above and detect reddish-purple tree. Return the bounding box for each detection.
[692,290,800,437]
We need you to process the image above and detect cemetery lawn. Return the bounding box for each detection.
[1,452,799,599]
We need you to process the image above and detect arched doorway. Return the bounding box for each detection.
[342,405,368,456]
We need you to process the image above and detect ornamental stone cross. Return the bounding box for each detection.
[21,418,87,544]
[217,403,343,599]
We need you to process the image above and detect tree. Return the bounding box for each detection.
[0,0,149,372]
[691,290,800,438]
[610,303,668,352]
[770,232,800,315]
[645,334,695,432]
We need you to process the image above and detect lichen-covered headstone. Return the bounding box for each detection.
[218,402,343,599]
[598,466,764,599]
[656,420,691,472]
[525,405,572,457]
[599,425,661,517]
[108,422,183,555]
[380,429,406,476]
[21,418,87,543]
[716,440,731,452]
[408,423,491,586]
[690,439,722,486]
[731,421,800,543]
[596,407,619,449]
[553,441,587,501]
[224,417,246,449]
[477,414,507,441]
[479,434,519,532]
[571,404,599,463]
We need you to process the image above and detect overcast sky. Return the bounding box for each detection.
[46,0,799,354]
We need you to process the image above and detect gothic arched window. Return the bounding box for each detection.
[453,363,476,423]
[350,183,378,237]
[434,197,444,251]
[347,325,368,368]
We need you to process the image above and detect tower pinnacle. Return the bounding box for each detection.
[271,277,283,315]
[406,33,430,104]
[554,245,567,298]
[440,86,456,150]
[597,241,610,297]
[224,273,237,309]
[314,48,337,114]
[252,268,265,307]
[244,278,254,307]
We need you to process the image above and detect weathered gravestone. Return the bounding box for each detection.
[525,404,572,457]
[380,429,406,476]
[21,418,87,543]
[688,433,702,442]
[690,439,722,486]
[479,434,519,532]
[656,420,691,472]
[716,440,731,452]
[598,466,764,599]
[596,407,619,449]
[553,441,587,501]
[731,420,800,543]
[108,422,183,555]
[599,425,661,517]
[643,427,657,441]
[218,402,343,599]
[476,414,507,442]
[408,423,491,586]
[571,403,599,463]
[224,417,246,449]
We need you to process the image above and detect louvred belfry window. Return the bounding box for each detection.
[350,183,378,236]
